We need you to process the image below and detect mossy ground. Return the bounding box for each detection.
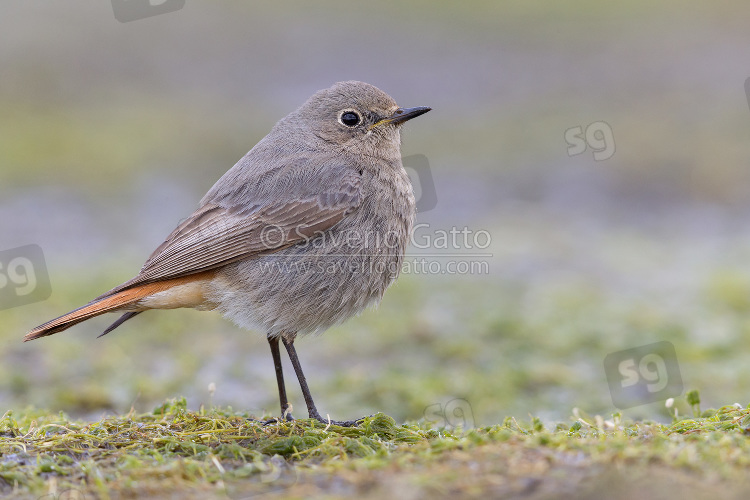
[2,393,750,499]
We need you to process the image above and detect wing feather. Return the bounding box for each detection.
[101,171,361,298]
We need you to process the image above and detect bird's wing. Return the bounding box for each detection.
[102,169,362,297]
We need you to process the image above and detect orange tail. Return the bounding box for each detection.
[24,272,213,341]
[24,288,149,341]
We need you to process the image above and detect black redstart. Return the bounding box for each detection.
[26,81,430,426]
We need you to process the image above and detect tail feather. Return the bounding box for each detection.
[25,289,143,341]
[98,312,142,338]
[25,271,216,342]
[24,274,206,342]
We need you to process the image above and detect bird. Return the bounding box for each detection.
[25,81,431,426]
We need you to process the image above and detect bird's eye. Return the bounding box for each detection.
[339,110,362,127]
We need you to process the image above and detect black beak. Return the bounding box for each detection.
[377,106,431,127]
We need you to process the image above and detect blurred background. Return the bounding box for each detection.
[2,0,750,425]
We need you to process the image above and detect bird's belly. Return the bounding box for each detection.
[207,230,407,336]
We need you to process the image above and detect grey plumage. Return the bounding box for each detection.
[26,81,431,424]
[205,87,418,335]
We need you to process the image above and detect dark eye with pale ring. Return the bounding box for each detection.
[340,111,361,127]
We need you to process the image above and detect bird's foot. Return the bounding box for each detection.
[309,410,373,428]
[260,410,295,426]
[252,409,372,427]
[261,405,295,425]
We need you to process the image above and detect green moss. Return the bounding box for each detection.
[1,392,749,498]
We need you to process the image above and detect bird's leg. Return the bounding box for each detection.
[280,332,322,420]
[281,332,366,427]
[265,335,294,423]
